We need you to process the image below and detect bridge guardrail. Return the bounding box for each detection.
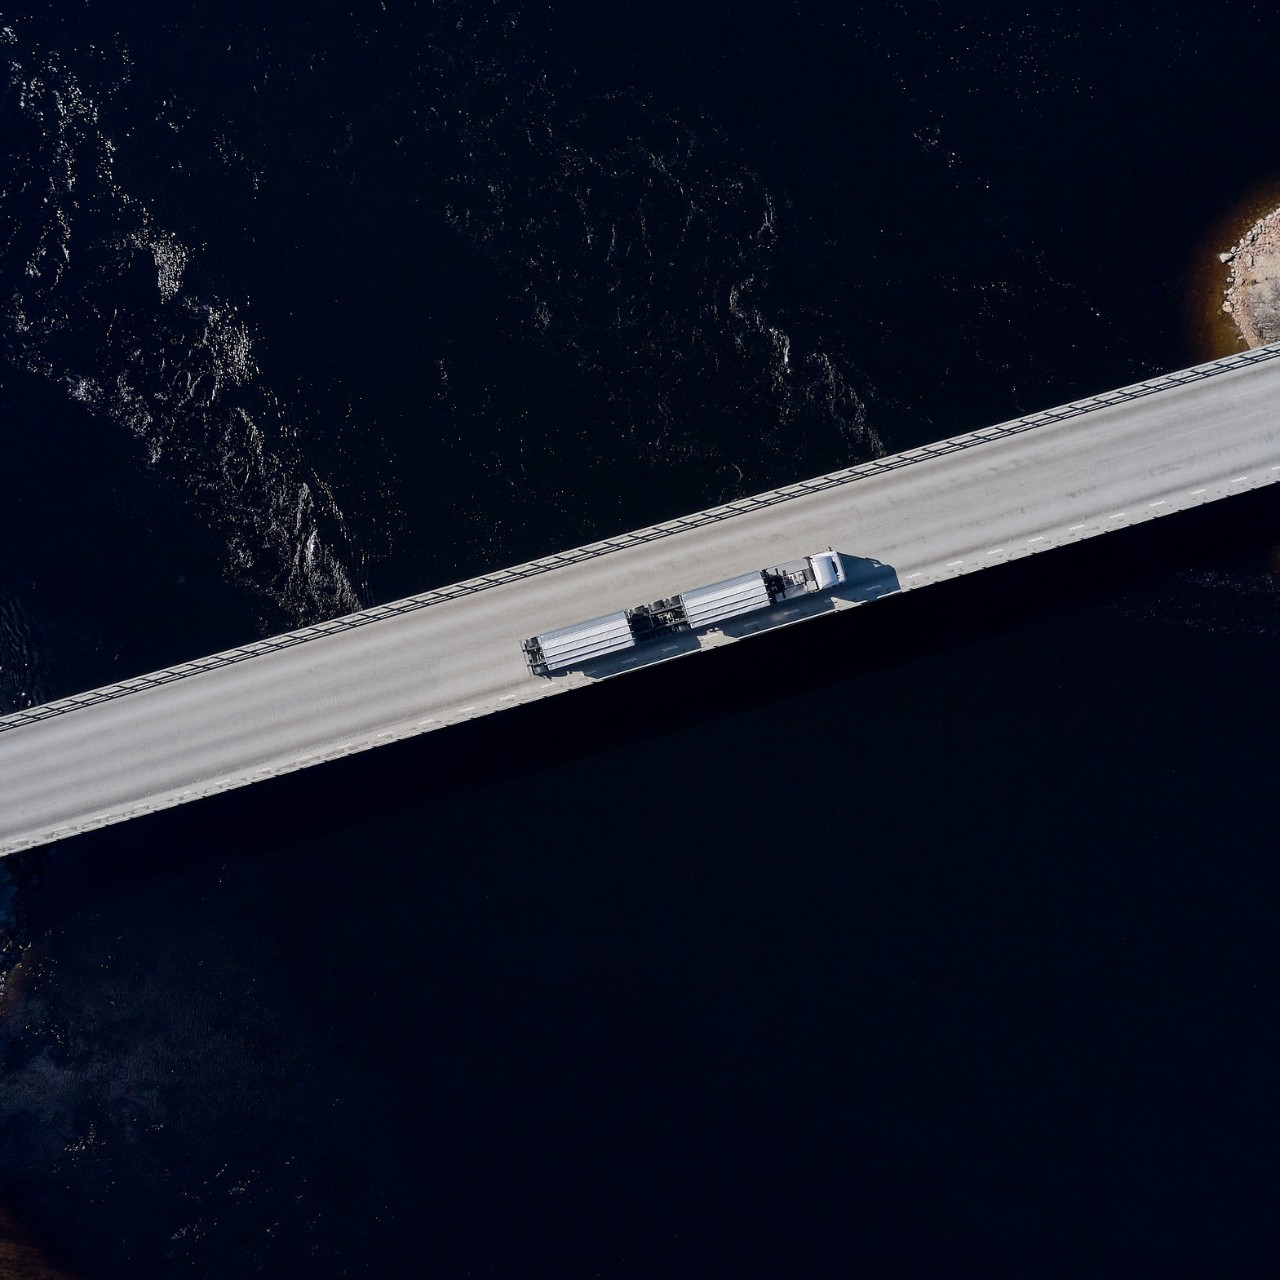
[3,340,1279,735]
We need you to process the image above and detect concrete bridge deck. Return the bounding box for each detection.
[2,343,1279,856]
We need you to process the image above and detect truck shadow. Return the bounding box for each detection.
[567,628,704,680]
[717,553,900,639]
[831,554,902,604]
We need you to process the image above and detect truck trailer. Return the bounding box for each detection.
[521,549,846,676]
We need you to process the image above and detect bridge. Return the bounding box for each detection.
[2,343,1279,856]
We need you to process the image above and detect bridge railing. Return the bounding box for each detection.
[3,340,1279,735]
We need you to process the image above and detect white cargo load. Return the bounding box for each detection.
[522,546,847,675]
[534,610,635,673]
[679,571,772,629]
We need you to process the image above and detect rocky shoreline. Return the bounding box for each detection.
[1221,205,1280,348]
[0,1205,79,1280]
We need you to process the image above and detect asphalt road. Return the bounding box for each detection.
[3,346,1279,855]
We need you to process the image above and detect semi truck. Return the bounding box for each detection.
[521,549,846,676]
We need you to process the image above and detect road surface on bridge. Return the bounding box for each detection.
[2,345,1279,855]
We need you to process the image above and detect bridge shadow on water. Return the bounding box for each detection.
[20,483,1280,1280]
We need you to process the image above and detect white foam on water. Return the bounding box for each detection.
[1,35,363,628]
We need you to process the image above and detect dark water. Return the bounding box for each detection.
[2,1,1279,1275]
